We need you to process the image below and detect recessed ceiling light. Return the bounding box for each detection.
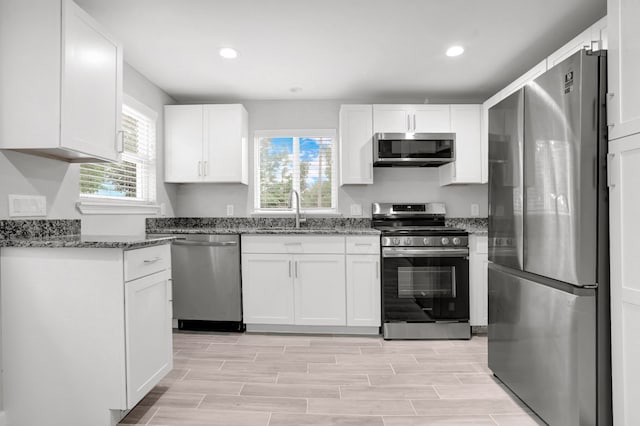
[219,48,238,59]
[446,46,464,57]
[290,87,303,93]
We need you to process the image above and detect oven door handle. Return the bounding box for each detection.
[382,247,469,258]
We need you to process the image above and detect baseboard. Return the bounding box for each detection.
[245,324,380,335]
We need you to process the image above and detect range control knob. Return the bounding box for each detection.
[404,238,413,245]
[392,237,401,245]
[452,237,461,246]
[423,237,430,246]
[441,237,450,245]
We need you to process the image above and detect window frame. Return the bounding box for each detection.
[76,94,160,215]
[253,129,339,215]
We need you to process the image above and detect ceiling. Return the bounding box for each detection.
[75,0,606,103]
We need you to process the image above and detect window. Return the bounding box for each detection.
[79,96,157,206]
[255,130,337,212]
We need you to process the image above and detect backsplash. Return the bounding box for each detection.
[146,217,372,232]
[0,219,80,240]
[446,217,488,233]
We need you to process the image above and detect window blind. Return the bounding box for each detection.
[255,132,336,211]
[80,103,157,203]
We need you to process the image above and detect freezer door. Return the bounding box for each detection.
[488,89,524,270]
[488,264,596,425]
[523,50,600,286]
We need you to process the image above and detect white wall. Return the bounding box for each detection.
[0,63,178,232]
[81,63,178,235]
[175,100,488,218]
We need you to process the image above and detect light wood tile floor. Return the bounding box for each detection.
[119,332,545,426]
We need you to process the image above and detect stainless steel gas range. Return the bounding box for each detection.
[372,203,471,340]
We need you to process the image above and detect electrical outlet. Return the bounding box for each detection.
[350,203,363,216]
[160,203,166,216]
[471,203,480,217]
[226,204,234,216]
[8,194,46,217]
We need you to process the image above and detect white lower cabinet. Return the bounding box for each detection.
[0,244,173,426]
[241,235,380,331]
[469,235,488,326]
[295,255,346,325]
[124,271,173,408]
[242,254,295,324]
[346,254,381,326]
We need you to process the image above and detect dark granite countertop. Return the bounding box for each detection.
[0,234,175,249]
[149,227,381,236]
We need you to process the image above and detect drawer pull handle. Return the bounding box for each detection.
[355,243,372,246]
[143,257,161,264]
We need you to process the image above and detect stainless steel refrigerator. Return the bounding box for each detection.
[488,49,611,425]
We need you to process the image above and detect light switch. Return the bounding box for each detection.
[350,203,363,216]
[226,204,234,216]
[8,194,46,217]
[471,203,480,217]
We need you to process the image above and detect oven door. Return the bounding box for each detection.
[381,247,469,322]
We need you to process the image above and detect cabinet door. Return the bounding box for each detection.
[608,0,640,140]
[60,0,122,161]
[242,254,294,324]
[413,105,451,132]
[469,236,488,326]
[294,255,346,326]
[373,105,411,133]
[346,254,380,327]
[339,105,373,185]
[608,134,640,425]
[439,105,482,185]
[125,270,173,409]
[203,104,248,184]
[164,105,204,182]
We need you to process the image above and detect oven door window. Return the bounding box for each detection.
[382,256,469,322]
[397,266,456,298]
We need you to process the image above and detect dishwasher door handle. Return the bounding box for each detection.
[173,240,238,247]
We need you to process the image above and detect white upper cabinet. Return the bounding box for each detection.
[339,105,374,185]
[439,105,482,185]
[373,105,451,133]
[164,104,248,183]
[608,0,640,140]
[0,0,123,162]
[204,104,249,183]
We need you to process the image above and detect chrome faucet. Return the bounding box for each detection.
[288,189,306,228]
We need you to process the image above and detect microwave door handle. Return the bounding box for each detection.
[407,114,411,132]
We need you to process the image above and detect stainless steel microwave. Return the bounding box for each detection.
[373,132,456,167]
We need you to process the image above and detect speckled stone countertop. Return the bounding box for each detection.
[446,217,488,235]
[0,234,175,249]
[0,219,174,248]
[147,217,380,236]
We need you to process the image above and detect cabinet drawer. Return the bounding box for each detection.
[472,235,489,254]
[124,244,171,282]
[346,236,380,254]
[242,235,345,254]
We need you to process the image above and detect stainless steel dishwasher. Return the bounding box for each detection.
[171,234,243,331]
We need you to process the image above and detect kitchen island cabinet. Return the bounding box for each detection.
[241,235,380,333]
[0,243,173,426]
